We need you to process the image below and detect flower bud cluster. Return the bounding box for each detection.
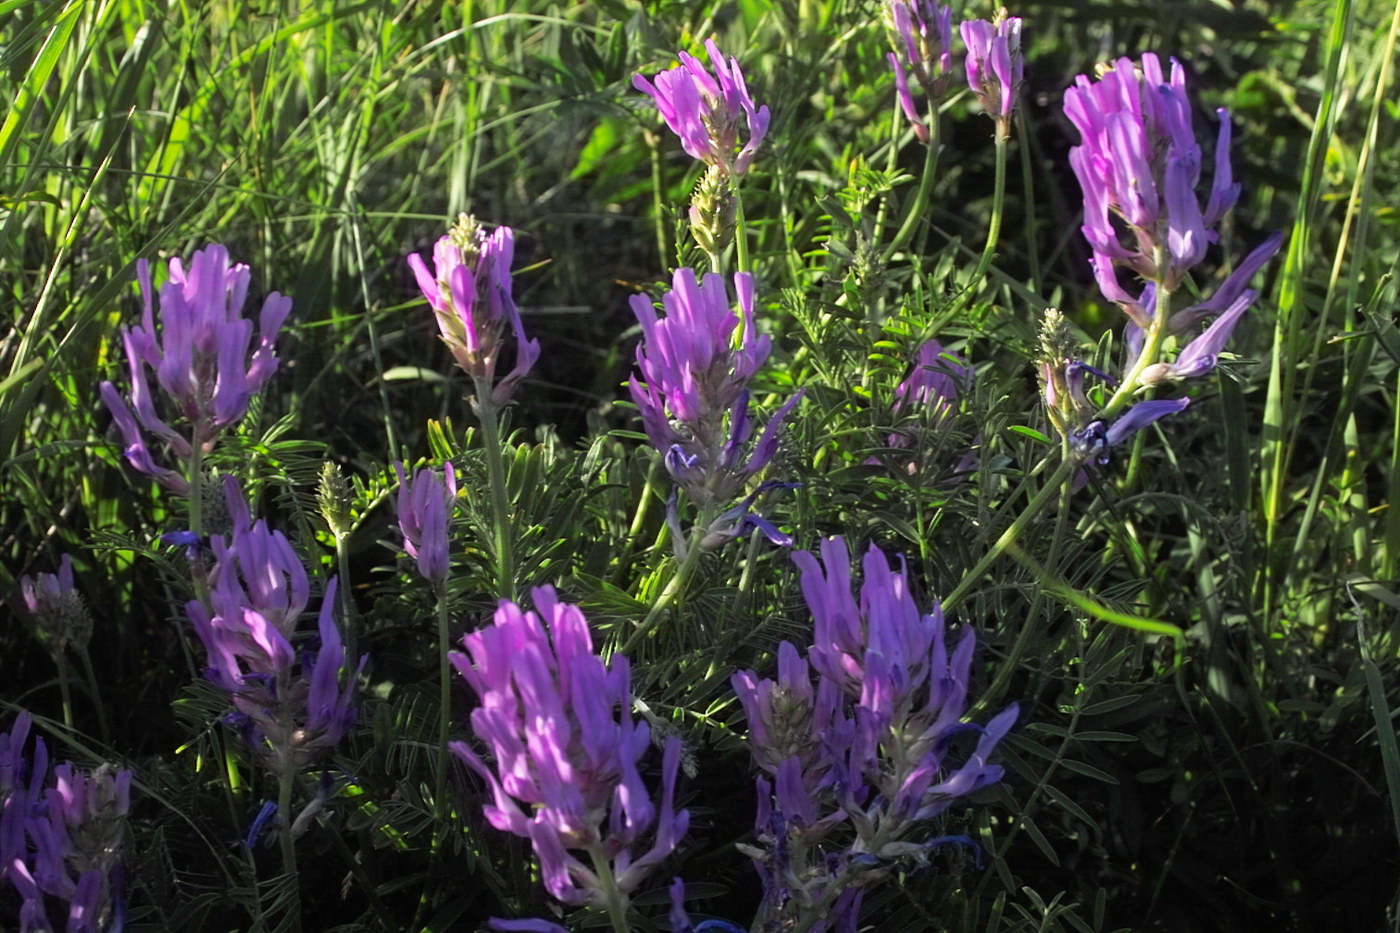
[451,588,689,916]
[408,215,541,405]
[2,711,132,933]
[185,479,360,781]
[961,14,1023,133]
[100,244,291,494]
[732,537,1017,932]
[19,555,93,659]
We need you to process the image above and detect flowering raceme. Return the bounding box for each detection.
[629,268,801,523]
[451,588,688,922]
[100,244,291,494]
[408,214,540,405]
[185,479,360,781]
[19,555,92,659]
[960,15,1023,132]
[731,537,1017,932]
[886,0,953,143]
[393,461,456,585]
[633,40,769,177]
[1,711,132,933]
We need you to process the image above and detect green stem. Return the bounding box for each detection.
[77,646,109,746]
[968,127,1009,297]
[472,381,516,601]
[587,844,631,933]
[188,433,204,536]
[734,188,751,275]
[647,131,670,267]
[55,653,73,730]
[336,536,358,666]
[277,768,303,932]
[881,126,940,267]
[620,507,713,655]
[432,585,452,821]
[942,458,1076,614]
[1100,261,1174,419]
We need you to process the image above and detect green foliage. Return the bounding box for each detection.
[3,0,1400,931]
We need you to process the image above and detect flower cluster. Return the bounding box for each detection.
[961,15,1023,133]
[19,555,92,659]
[184,479,360,782]
[1065,54,1281,342]
[100,244,292,494]
[408,214,540,405]
[393,461,457,585]
[633,40,769,178]
[451,588,688,920]
[886,0,953,143]
[629,268,802,539]
[732,537,1017,932]
[2,711,131,933]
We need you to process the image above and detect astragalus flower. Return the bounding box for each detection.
[393,461,456,585]
[100,244,291,494]
[18,555,92,658]
[732,537,1016,932]
[886,0,953,143]
[1,712,132,933]
[185,479,359,781]
[451,588,688,922]
[633,40,770,177]
[1064,53,1281,349]
[629,268,802,533]
[960,15,1023,133]
[408,214,540,405]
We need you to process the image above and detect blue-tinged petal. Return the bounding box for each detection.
[1105,397,1191,447]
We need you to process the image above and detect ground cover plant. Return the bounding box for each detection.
[3,0,1400,930]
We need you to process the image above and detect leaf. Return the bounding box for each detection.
[1059,759,1120,785]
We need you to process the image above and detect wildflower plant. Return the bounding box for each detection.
[99,245,291,503]
[732,537,1016,932]
[451,588,689,933]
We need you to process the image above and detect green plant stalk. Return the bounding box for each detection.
[472,379,516,601]
[968,126,1010,295]
[431,584,452,823]
[277,765,303,933]
[335,535,358,665]
[734,187,751,275]
[77,646,110,746]
[55,652,74,730]
[881,120,940,266]
[621,505,714,655]
[188,430,204,536]
[647,130,669,266]
[587,844,631,933]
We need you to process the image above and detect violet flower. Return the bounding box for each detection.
[629,268,803,519]
[450,588,688,919]
[1064,54,1282,336]
[185,479,359,781]
[633,40,770,177]
[1,712,131,933]
[99,244,291,494]
[408,215,540,405]
[18,554,92,658]
[732,537,1016,932]
[886,0,954,143]
[960,16,1023,131]
[393,461,456,585]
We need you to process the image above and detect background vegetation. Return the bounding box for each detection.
[3,0,1399,930]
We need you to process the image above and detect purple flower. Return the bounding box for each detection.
[1,712,131,933]
[629,269,802,511]
[633,40,770,176]
[960,16,1023,128]
[733,537,1016,931]
[451,588,689,913]
[885,1,953,142]
[100,244,291,493]
[18,555,92,657]
[393,461,456,584]
[185,480,359,779]
[408,215,540,404]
